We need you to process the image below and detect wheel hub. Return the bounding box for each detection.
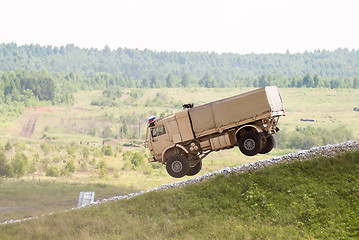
[244,138,255,150]
[171,160,183,172]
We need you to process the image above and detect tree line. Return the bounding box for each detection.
[1,70,358,106]
[2,43,359,81]
[1,43,359,105]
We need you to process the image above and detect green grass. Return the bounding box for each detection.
[1,151,358,239]
[0,179,137,223]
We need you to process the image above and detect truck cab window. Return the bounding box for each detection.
[151,125,166,138]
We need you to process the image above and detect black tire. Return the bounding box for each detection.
[186,160,202,176]
[238,132,263,156]
[166,154,189,178]
[259,135,275,154]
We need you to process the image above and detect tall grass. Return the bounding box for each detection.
[1,151,358,239]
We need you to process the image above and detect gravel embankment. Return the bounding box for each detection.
[2,140,358,225]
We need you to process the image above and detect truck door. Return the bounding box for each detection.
[150,125,170,160]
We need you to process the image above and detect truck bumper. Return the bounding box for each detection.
[148,157,156,163]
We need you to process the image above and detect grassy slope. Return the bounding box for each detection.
[1,151,358,240]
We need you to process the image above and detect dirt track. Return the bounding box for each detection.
[19,107,57,138]
[19,113,40,138]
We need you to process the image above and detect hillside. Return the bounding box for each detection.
[1,141,358,239]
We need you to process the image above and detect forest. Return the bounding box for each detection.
[1,43,359,105]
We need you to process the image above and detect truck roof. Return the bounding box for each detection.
[188,86,285,135]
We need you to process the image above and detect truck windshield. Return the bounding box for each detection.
[151,125,166,138]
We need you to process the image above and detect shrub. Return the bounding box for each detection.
[0,151,12,177]
[93,149,104,158]
[98,167,108,179]
[151,162,163,170]
[53,155,61,163]
[11,152,28,177]
[33,153,40,162]
[97,160,108,179]
[103,86,122,99]
[66,145,76,156]
[87,128,96,137]
[101,145,113,156]
[113,171,120,179]
[46,166,60,177]
[89,158,96,166]
[129,89,143,99]
[4,141,12,151]
[122,140,142,147]
[130,152,145,168]
[60,168,69,176]
[14,142,26,151]
[122,151,146,170]
[82,146,90,159]
[97,160,107,169]
[65,159,76,173]
[42,157,51,167]
[115,146,123,153]
[40,143,50,155]
[28,160,38,174]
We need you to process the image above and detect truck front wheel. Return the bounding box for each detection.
[238,132,263,156]
[166,154,189,178]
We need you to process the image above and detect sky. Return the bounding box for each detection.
[0,0,359,54]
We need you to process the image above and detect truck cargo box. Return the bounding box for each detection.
[188,86,284,137]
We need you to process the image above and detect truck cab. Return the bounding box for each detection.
[148,123,170,162]
[147,110,195,162]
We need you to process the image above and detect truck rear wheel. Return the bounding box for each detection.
[166,154,189,178]
[186,160,202,176]
[259,135,275,154]
[238,132,262,156]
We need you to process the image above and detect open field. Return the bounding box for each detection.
[279,88,359,135]
[4,87,359,140]
[0,87,358,223]
[2,87,359,140]
[0,179,135,223]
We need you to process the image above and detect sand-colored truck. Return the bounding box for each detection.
[145,86,285,178]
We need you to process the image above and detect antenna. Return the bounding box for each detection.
[182,103,194,109]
